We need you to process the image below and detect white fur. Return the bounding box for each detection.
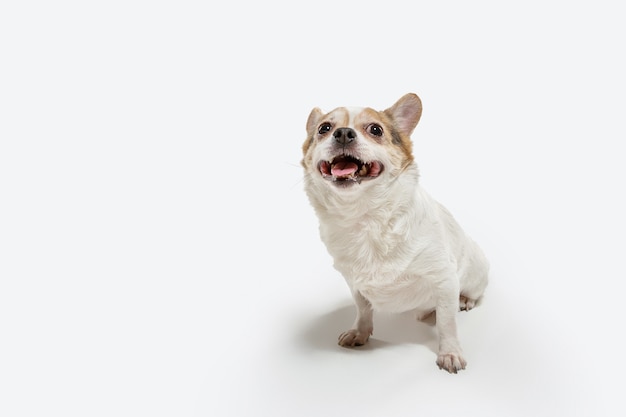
[302,95,489,373]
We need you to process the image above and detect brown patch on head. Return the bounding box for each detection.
[301,107,350,167]
[321,107,350,128]
[351,104,417,166]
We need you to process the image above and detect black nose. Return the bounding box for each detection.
[333,127,357,146]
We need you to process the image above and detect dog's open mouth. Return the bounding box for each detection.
[318,155,384,185]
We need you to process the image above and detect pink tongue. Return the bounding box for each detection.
[331,161,358,176]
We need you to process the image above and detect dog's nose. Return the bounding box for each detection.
[333,127,357,146]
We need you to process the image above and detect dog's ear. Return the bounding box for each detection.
[303,107,324,157]
[306,107,324,135]
[384,93,422,137]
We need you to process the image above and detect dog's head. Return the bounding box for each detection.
[301,93,422,195]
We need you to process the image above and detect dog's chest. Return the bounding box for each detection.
[321,220,433,311]
[320,211,417,280]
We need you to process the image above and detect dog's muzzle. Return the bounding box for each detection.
[318,155,383,186]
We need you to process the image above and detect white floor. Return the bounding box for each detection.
[1,1,624,416]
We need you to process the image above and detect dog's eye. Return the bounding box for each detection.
[318,123,332,135]
[367,123,383,137]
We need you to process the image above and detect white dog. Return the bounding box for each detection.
[301,93,489,373]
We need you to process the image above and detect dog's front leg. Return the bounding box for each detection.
[434,277,467,373]
[338,290,373,347]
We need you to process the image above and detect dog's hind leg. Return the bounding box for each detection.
[459,295,477,311]
[459,275,487,311]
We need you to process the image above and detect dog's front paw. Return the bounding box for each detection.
[338,329,371,347]
[436,352,467,374]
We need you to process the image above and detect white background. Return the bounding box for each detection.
[1,1,624,416]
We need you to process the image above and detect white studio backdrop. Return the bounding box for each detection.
[1,1,624,416]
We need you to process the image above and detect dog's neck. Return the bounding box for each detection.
[307,163,429,279]
[307,163,421,227]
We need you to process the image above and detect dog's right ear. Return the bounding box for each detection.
[303,107,324,157]
[306,107,324,135]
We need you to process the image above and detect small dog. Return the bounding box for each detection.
[301,93,489,373]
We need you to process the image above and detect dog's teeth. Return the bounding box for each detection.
[358,165,367,176]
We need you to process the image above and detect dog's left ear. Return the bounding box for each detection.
[384,93,422,137]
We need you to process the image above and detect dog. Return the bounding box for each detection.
[300,93,489,373]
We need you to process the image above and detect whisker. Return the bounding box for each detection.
[289,175,306,191]
[389,160,415,184]
[283,161,307,191]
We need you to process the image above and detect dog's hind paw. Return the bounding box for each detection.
[436,352,467,374]
[338,329,371,347]
[459,295,476,311]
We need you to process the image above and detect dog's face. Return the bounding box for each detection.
[301,93,422,193]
